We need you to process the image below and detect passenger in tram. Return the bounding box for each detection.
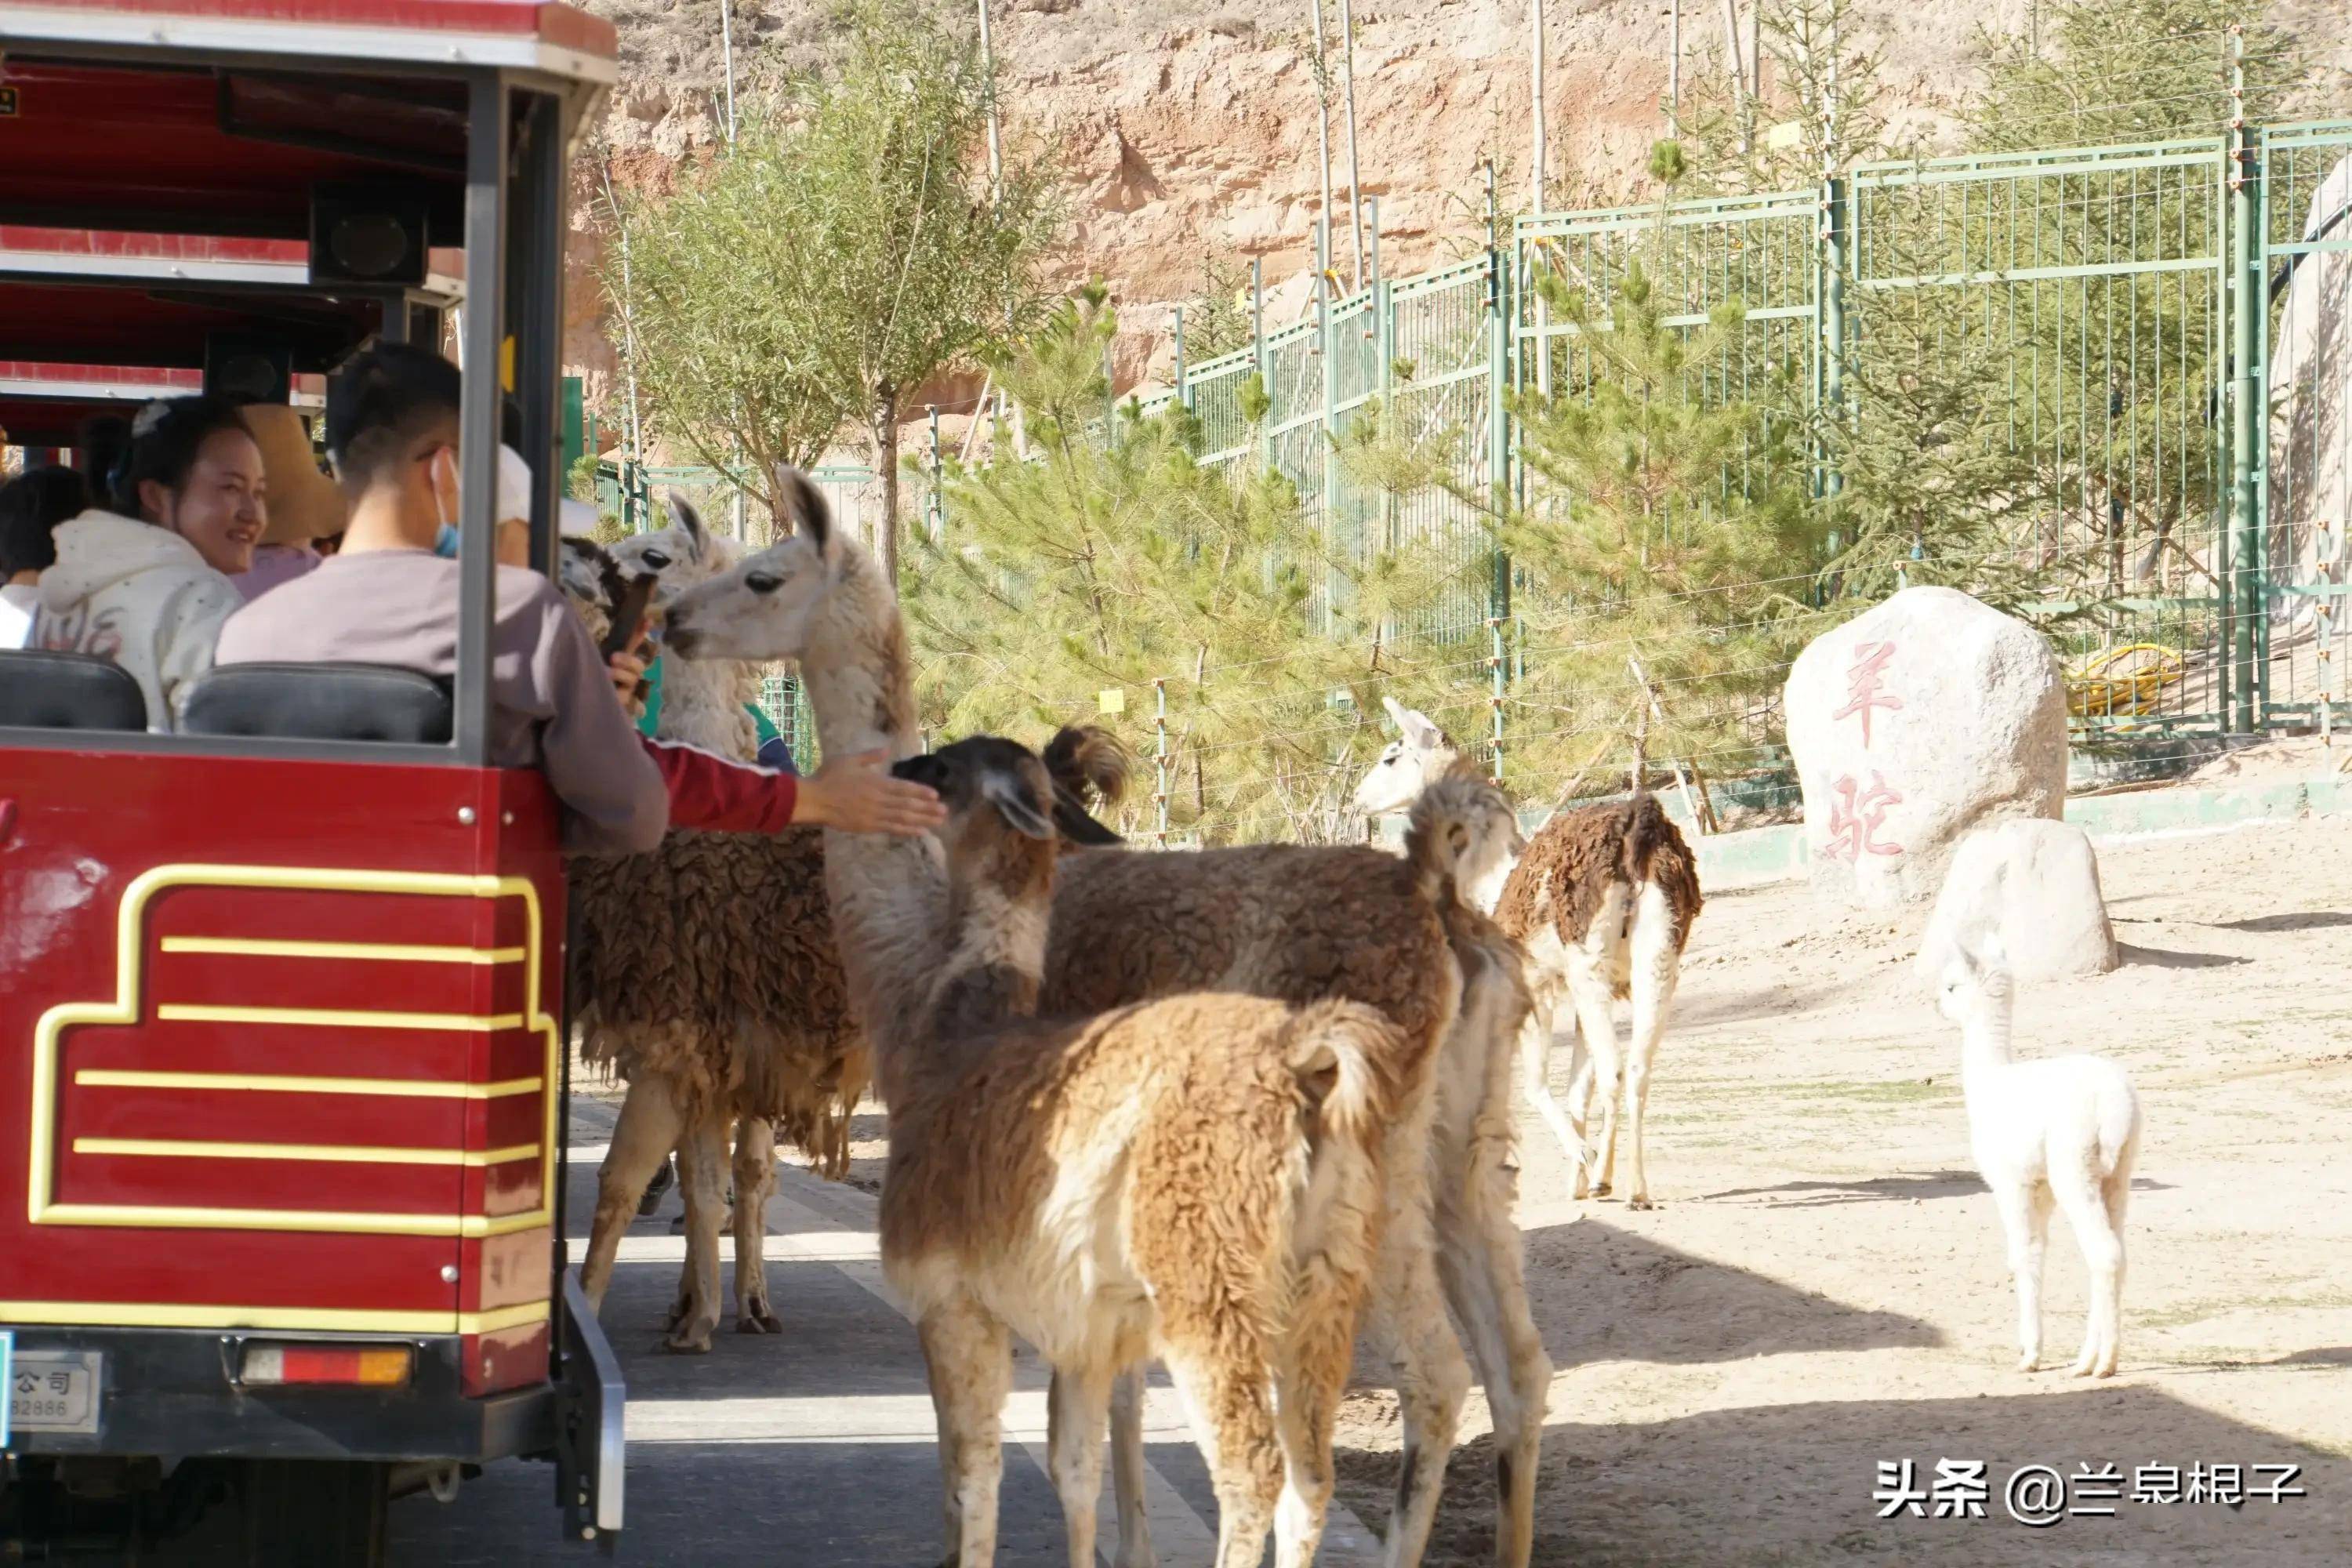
[33,398,262,725]
[0,464,85,649]
[212,343,670,851]
[230,404,347,601]
[212,343,942,848]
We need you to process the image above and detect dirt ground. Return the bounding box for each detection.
[775,800,2352,1563]
[1322,809,2352,1566]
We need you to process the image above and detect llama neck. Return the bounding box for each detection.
[1957,989,2019,1109]
[798,540,943,1094]
[921,877,1049,1042]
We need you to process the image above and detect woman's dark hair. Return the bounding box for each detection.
[0,464,88,576]
[85,396,254,518]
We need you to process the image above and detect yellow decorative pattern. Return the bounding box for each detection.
[156,1004,525,1032]
[72,1138,540,1168]
[74,1069,543,1100]
[28,863,561,1254]
[0,1298,550,1335]
[160,936,527,964]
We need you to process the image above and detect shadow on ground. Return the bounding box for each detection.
[1340,1381,2351,1567]
[1521,1218,1944,1371]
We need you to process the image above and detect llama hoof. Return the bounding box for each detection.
[663,1322,717,1354]
[737,1307,783,1334]
[1570,1180,1592,1201]
[663,1297,691,1330]
[1590,1181,1613,1199]
[2016,1354,2040,1374]
[1628,1193,1654,1210]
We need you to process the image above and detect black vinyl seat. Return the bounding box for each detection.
[180,662,453,745]
[0,649,151,731]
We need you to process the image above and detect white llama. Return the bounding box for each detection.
[1934,932,2142,1377]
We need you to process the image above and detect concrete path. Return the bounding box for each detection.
[389,1099,1385,1566]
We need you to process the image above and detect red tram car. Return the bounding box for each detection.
[1,4,626,1558]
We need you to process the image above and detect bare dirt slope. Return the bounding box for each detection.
[1330,811,2352,1565]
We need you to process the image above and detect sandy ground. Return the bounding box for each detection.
[648,803,2352,1565]
[1329,811,2352,1566]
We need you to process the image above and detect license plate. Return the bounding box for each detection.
[8,1349,103,1436]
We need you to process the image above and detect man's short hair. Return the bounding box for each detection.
[325,343,463,491]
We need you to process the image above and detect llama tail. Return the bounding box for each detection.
[1280,1001,1397,1319]
[1405,764,1513,909]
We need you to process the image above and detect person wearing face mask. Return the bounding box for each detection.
[34,398,265,728]
[213,343,942,851]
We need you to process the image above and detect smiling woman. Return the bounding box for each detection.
[30,397,262,729]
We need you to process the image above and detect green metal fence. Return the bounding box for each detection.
[597,116,2350,817]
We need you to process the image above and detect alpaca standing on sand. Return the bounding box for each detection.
[880,734,1397,1568]
[663,467,1552,1568]
[1356,699,1704,1203]
[1933,932,2141,1377]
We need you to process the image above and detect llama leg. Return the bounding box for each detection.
[1270,1291,1360,1568]
[732,1117,782,1334]
[2053,1174,2126,1378]
[1994,1181,2053,1372]
[581,1075,684,1312]
[1107,1366,1156,1568]
[2096,1167,2134,1377]
[918,1296,1011,1568]
[1518,1007,1581,1172]
[1566,971,1623,1199]
[664,1116,728,1353]
[1434,1149,1551,1568]
[1559,1003,1597,1200]
[1621,889,1682,1211]
[1046,1364,1111,1568]
[1160,1336,1283,1568]
[1367,1210,1471,1568]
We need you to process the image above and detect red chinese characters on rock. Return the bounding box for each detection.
[1831,641,1904,747]
[1823,640,1905,864]
[1824,771,1904,861]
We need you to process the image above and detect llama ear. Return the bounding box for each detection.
[1050,787,1124,848]
[982,768,1057,840]
[772,463,833,557]
[665,489,706,556]
[1381,695,1412,730]
[1392,701,1446,750]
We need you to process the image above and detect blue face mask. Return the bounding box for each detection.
[433,522,460,558]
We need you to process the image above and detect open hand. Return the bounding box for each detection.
[793,749,947,837]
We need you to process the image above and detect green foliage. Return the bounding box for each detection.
[1668,0,1899,198]
[1505,259,1828,771]
[1176,255,1257,363]
[1965,0,2291,154]
[609,0,1055,578]
[903,293,1456,844]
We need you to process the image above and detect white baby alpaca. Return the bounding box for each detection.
[1936,938,2142,1377]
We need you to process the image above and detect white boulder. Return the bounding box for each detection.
[1920,818,2120,984]
[1785,586,2067,907]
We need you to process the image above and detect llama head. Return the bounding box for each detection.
[608,489,736,611]
[1352,696,1462,816]
[1932,925,2014,1023]
[892,734,1123,897]
[664,466,848,664]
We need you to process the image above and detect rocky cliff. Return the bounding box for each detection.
[566,0,2343,443]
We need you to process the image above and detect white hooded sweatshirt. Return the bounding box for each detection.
[34,510,241,730]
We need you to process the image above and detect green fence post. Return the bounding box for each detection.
[2227,29,2262,733]
[559,375,585,486]
[925,404,943,543]
[1485,164,1512,788]
[1818,172,1848,536]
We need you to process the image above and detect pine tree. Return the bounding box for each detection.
[1504,256,1828,779]
[904,289,1454,844]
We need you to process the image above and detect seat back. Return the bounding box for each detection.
[180,662,453,744]
[0,649,151,731]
